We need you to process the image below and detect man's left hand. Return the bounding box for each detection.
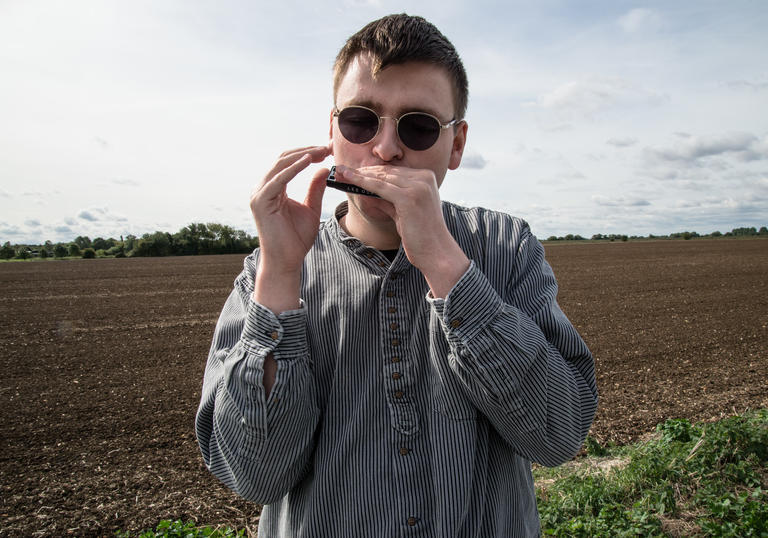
[335,164,470,298]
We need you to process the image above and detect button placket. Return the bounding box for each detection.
[381,275,419,436]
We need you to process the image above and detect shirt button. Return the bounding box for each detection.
[379,261,388,267]
[391,339,400,347]
[394,391,404,399]
[407,517,418,527]
[388,306,397,314]
[399,447,410,456]
[365,251,374,259]
[390,322,399,331]
[386,291,395,298]
[391,356,400,363]
[450,319,462,329]
[392,372,401,380]
[270,331,279,340]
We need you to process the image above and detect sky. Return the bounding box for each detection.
[1,0,767,244]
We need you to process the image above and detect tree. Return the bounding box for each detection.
[132,232,173,257]
[0,242,14,260]
[54,244,68,258]
[82,248,96,259]
[92,237,112,251]
[68,243,81,257]
[74,236,92,249]
[15,248,30,260]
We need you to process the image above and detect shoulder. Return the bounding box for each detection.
[441,200,535,246]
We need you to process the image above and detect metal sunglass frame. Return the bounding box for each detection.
[332,105,459,150]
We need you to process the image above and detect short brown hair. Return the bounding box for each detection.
[333,14,469,120]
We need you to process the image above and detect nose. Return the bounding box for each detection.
[372,116,403,162]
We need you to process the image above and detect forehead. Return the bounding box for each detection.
[335,54,455,118]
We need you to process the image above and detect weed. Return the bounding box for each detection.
[116,519,246,537]
[536,409,767,536]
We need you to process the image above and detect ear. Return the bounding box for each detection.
[448,121,468,170]
[328,109,336,156]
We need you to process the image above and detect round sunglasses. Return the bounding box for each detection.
[333,105,459,151]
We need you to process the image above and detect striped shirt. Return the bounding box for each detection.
[196,201,598,537]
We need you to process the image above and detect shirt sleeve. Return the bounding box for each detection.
[195,258,320,504]
[428,223,598,467]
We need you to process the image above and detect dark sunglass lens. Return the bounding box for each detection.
[399,113,440,151]
[338,108,379,144]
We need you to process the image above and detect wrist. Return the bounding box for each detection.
[419,241,470,299]
[253,266,302,314]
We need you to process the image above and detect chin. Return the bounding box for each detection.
[352,195,395,223]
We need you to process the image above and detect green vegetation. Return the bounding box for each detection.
[546,226,768,242]
[116,519,245,537]
[2,225,765,260]
[0,223,259,260]
[535,410,768,536]
[119,411,766,537]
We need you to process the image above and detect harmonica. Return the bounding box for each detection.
[326,166,380,198]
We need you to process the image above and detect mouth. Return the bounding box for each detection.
[326,166,381,198]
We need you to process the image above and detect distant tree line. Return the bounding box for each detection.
[0,222,259,260]
[2,224,766,260]
[546,226,768,242]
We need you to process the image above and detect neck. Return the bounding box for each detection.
[340,210,401,251]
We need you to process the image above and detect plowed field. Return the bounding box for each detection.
[1,239,766,536]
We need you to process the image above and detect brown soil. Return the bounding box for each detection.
[1,239,766,536]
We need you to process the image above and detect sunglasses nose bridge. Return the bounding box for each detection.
[374,115,402,143]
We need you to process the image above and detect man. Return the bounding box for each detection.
[196,14,597,537]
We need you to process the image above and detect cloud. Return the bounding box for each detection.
[76,208,128,226]
[54,225,73,235]
[111,178,140,186]
[93,136,110,149]
[607,137,637,148]
[726,80,768,92]
[525,76,667,119]
[0,224,24,237]
[593,195,651,207]
[461,153,487,170]
[78,210,99,222]
[24,219,41,227]
[618,8,662,34]
[644,132,767,165]
[0,189,10,198]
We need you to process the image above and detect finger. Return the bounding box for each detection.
[334,165,397,197]
[261,154,314,196]
[258,146,331,191]
[304,167,329,215]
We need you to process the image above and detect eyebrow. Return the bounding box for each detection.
[341,98,450,121]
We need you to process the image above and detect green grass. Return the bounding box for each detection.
[119,410,767,537]
[535,409,768,536]
[116,519,245,537]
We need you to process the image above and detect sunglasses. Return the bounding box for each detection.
[333,105,459,151]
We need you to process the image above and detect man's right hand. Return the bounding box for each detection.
[250,145,331,314]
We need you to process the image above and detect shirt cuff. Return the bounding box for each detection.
[428,261,503,345]
[241,299,308,359]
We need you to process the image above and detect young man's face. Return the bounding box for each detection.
[330,54,467,222]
